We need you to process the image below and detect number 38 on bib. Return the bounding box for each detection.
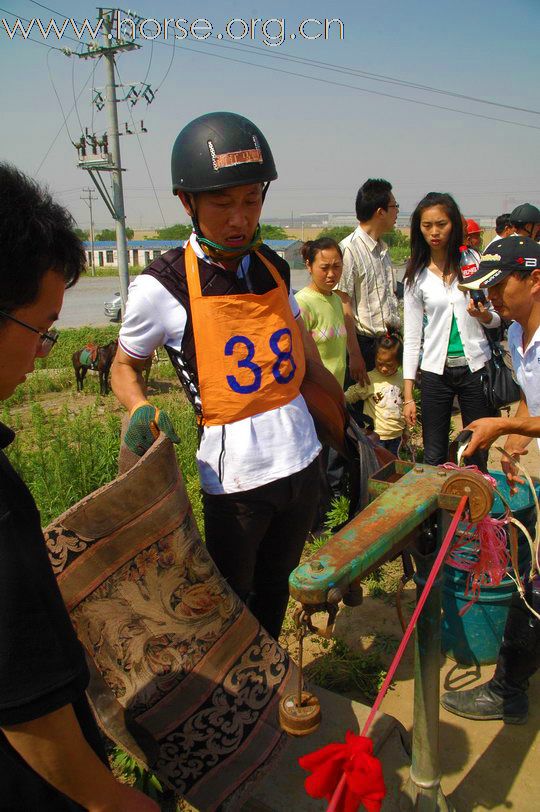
[225,328,298,394]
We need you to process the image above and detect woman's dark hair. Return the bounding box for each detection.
[404,192,464,287]
[355,178,393,222]
[301,237,342,265]
[375,325,403,364]
[0,163,85,316]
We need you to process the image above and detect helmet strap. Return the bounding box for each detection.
[186,190,265,262]
[197,225,263,261]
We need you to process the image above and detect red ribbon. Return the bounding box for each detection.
[299,731,385,812]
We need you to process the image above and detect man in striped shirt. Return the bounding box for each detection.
[335,178,401,388]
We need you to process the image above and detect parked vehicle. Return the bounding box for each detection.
[104,292,121,321]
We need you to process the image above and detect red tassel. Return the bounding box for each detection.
[299,731,386,812]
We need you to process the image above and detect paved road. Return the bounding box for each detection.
[57,266,405,328]
[58,276,124,328]
[58,272,313,328]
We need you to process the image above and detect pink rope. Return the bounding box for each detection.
[441,464,510,613]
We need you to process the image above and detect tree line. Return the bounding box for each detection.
[75,224,409,246]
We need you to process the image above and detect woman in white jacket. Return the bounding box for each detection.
[403,192,500,468]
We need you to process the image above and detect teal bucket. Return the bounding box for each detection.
[441,470,539,666]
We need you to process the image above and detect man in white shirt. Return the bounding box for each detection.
[335,179,401,386]
[484,213,514,250]
[441,236,540,724]
[111,112,341,640]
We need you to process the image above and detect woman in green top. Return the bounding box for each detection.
[295,238,348,518]
[295,238,347,386]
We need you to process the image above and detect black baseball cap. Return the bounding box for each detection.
[509,203,540,225]
[459,236,540,290]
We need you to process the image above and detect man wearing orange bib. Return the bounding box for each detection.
[111,112,328,639]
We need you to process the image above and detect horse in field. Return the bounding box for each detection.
[72,340,118,395]
[73,340,153,395]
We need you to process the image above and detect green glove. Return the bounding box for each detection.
[124,401,180,456]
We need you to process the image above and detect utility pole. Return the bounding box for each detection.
[100,11,129,310]
[71,8,150,316]
[81,188,97,276]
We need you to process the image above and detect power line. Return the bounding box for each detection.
[205,38,540,118]
[71,51,84,134]
[152,32,176,96]
[115,62,167,228]
[35,58,96,175]
[24,0,540,119]
[2,30,65,51]
[141,38,153,85]
[46,48,75,143]
[0,5,88,47]
[148,38,540,132]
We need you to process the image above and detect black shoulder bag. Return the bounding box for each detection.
[481,328,521,411]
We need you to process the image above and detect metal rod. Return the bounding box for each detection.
[296,628,304,707]
[403,510,455,812]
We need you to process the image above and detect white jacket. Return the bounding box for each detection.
[403,268,501,380]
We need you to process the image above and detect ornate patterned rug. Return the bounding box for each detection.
[44,435,296,811]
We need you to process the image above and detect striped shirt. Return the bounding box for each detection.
[336,226,400,337]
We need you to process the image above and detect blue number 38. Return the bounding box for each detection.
[225,328,297,394]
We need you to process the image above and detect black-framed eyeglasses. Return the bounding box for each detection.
[388,203,400,210]
[0,310,58,356]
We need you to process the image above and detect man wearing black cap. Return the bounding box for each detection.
[508,203,540,241]
[440,236,540,724]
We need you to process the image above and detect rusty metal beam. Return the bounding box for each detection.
[290,464,461,606]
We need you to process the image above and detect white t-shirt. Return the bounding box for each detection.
[508,320,540,450]
[119,236,320,495]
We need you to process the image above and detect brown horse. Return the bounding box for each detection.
[73,340,118,395]
[73,341,152,395]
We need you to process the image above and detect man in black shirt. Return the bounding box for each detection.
[0,164,158,811]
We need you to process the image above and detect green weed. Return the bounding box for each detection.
[3,398,203,530]
[5,403,121,524]
[306,638,388,702]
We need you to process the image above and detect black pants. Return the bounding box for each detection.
[380,436,402,457]
[420,367,491,469]
[203,457,319,640]
[493,581,540,696]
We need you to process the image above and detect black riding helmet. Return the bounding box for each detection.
[171,112,277,194]
[509,203,540,239]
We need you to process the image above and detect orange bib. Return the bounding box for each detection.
[185,243,305,426]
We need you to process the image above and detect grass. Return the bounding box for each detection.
[3,395,202,528]
[3,326,179,408]
[305,638,388,702]
[36,325,120,370]
[4,368,75,407]
[85,266,144,277]
[388,245,409,265]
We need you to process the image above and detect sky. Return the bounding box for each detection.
[1,0,540,231]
